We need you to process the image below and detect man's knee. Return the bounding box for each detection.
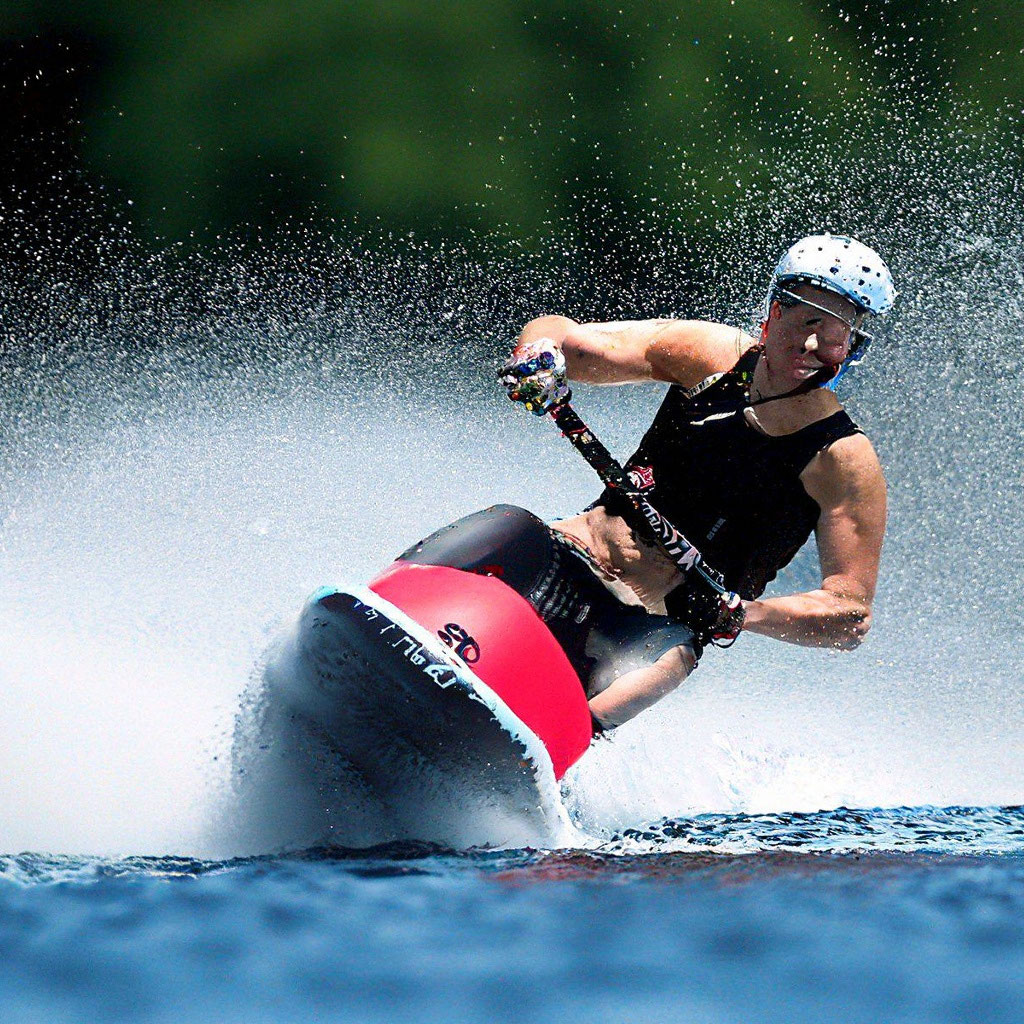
[397,504,553,594]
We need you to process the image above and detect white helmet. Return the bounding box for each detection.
[770,233,895,315]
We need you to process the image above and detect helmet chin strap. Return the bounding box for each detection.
[752,326,841,406]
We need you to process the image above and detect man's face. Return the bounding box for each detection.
[763,283,863,383]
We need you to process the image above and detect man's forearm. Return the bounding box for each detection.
[742,589,872,650]
[588,646,695,728]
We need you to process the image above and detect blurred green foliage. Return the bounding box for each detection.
[3,0,1022,249]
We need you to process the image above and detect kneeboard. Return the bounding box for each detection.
[267,586,579,849]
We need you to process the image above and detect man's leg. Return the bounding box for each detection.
[397,504,553,594]
[396,504,602,681]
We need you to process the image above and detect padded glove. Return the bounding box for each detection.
[673,583,746,649]
[498,339,571,415]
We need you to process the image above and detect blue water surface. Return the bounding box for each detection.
[2,805,1022,1024]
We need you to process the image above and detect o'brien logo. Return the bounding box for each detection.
[628,465,656,490]
[437,623,481,663]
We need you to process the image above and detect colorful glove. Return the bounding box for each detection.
[498,339,571,415]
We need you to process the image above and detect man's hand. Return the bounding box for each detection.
[674,584,746,648]
[498,338,571,415]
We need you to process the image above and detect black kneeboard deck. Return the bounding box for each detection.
[256,587,577,849]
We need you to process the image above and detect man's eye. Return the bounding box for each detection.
[805,317,822,326]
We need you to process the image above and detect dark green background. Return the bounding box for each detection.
[2,1,1022,309]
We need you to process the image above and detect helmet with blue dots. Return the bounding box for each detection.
[770,233,895,315]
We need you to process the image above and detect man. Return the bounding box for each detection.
[497,233,894,731]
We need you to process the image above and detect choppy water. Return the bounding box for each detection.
[2,806,1022,1024]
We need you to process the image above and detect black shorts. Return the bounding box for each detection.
[398,505,699,696]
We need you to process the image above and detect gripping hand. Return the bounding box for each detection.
[498,339,571,415]
[677,585,746,649]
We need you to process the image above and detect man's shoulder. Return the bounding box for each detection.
[802,428,886,504]
[647,320,758,387]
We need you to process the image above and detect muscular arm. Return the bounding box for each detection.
[741,434,887,649]
[516,315,752,389]
[588,645,696,729]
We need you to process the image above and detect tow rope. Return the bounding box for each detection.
[548,400,744,641]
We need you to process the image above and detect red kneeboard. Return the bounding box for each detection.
[369,561,592,779]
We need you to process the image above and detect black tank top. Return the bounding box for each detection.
[595,347,862,607]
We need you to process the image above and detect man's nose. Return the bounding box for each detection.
[808,333,848,366]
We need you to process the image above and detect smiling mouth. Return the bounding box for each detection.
[794,364,824,378]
